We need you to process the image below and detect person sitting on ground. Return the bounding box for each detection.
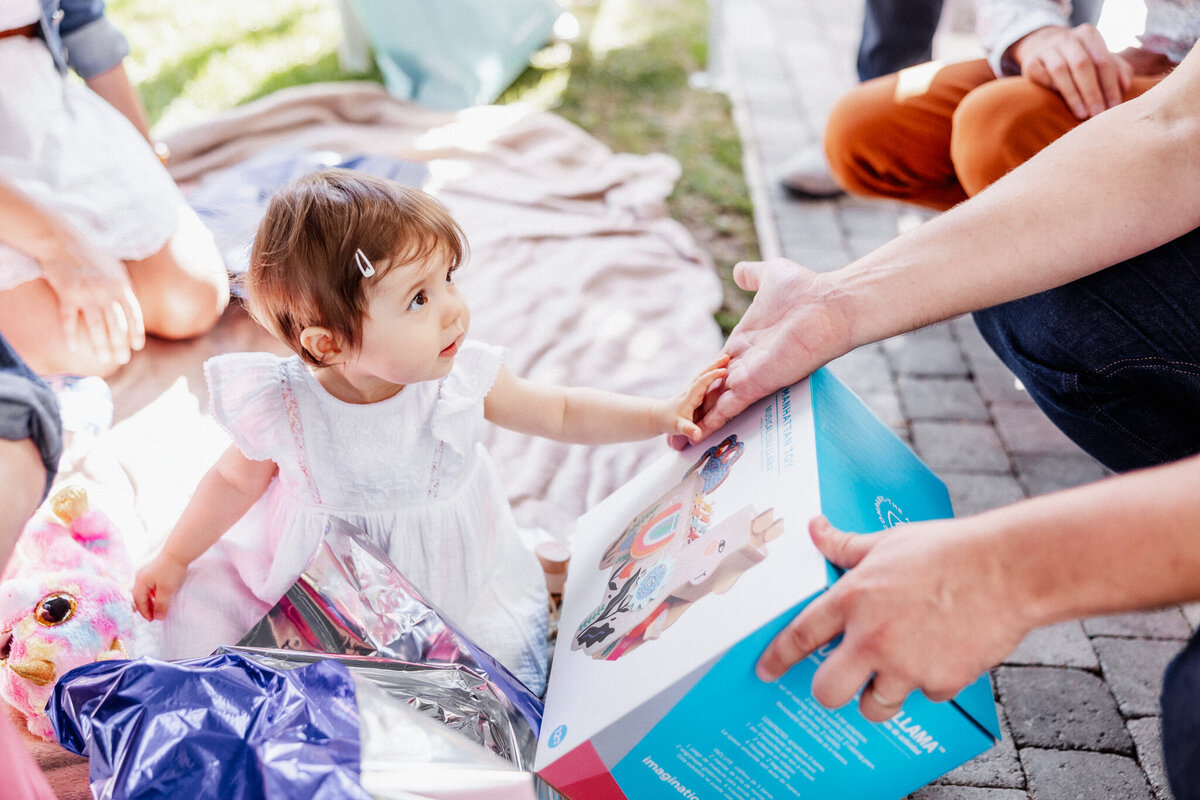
[0,332,61,799]
[685,38,1200,800]
[818,0,1193,210]
[0,0,229,378]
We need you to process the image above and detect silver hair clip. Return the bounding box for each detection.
[354,248,376,278]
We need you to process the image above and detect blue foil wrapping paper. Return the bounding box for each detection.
[46,516,552,799]
[50,653,372,800]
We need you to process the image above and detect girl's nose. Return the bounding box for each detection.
[443,291,466,327]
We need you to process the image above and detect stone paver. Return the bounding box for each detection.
[1003,622,1099,671]
[912,788,1028,800]
[1127,717,1174,800]
[898,376,990,422]
[1083,610,1192,641]
[1021,749,1154,800]
[936,706,1025,790]
[910,421,1011,473]
[717,0,1187,796]
[995,666,1133,754]
[1010,453,1110,497]
[1093,638,1186,718]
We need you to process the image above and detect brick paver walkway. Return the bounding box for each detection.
[711,1,1188,797]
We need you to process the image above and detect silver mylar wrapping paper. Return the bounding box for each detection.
[216,647,542,800]
[233,515,545,772]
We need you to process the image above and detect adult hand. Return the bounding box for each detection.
[756,516,1030,722]
[1011,24,1132,119]
[672,259,850,448]
[38,225,146,367]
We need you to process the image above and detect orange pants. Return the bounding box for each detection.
[824,58,1165,211]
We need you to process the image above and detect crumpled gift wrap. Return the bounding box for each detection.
[48,650,544,800]
[49,652,374,800]
[235,515,544,770]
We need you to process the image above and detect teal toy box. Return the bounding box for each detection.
[535,369,1001,799]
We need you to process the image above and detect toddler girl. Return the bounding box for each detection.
[132,169,726,693]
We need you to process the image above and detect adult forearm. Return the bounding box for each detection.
[84,62,152,141]
[0,438,47,568]
[983,455,1200,629]
[825,51,1200,351]
[0,179,66,263]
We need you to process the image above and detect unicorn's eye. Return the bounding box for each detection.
[34,593,76,626]
[0,631,10,660]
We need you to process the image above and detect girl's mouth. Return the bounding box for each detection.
[440,339,459,358]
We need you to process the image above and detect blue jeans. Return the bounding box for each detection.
[857,0,944,82]
[0,334,61,499]
[973,225,1200,473]
[857,0,1103,82]
[1163,631,1200,800]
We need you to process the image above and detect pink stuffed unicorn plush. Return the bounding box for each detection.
[0,486,133,740]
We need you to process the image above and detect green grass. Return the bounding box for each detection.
[109,0,756,330]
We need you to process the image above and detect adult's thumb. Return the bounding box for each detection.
[733,261,763,292]
[809,515,876,569]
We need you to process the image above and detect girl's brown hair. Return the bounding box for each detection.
[243,169,466,366]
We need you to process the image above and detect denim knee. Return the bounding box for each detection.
[1162,631,1200,800]
[974,299,1200,472]
[972,229,1200,472]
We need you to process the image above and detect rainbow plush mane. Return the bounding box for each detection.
[0,486,133,740]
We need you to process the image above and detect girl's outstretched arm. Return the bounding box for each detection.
[484,354,729,445]
[132,444,278,621]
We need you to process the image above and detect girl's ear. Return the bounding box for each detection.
[299,326,345,365]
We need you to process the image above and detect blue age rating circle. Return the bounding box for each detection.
[548,724,567,748]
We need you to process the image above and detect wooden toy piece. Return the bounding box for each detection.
[535,540,571,602]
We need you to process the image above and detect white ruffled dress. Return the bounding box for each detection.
[153,341,549,693]
[0,37,181,290]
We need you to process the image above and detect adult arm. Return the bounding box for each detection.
[484,356,727,445]
[694,44,1200,439]
[0,438,48,569]
[85,62,152,142]
[756,454,1200,721]
[59,1,158,146]
[0,177,145,364]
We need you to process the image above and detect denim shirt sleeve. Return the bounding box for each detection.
[58,0,131,79]
[0,337,63,501]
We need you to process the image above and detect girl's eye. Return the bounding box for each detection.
[407,292,427,312]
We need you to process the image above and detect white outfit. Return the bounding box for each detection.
[0,0,39,28]
[149,341,549,693]
[0,36,180,290]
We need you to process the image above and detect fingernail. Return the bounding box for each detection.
[755,663,778,682]
[1090,104,1104,117]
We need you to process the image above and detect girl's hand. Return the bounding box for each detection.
[132,554,188,622]
[671,259,849,449]
[659,354,731,443]
[38,224,146,367]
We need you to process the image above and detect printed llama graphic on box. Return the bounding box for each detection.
[572,435,784,660]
